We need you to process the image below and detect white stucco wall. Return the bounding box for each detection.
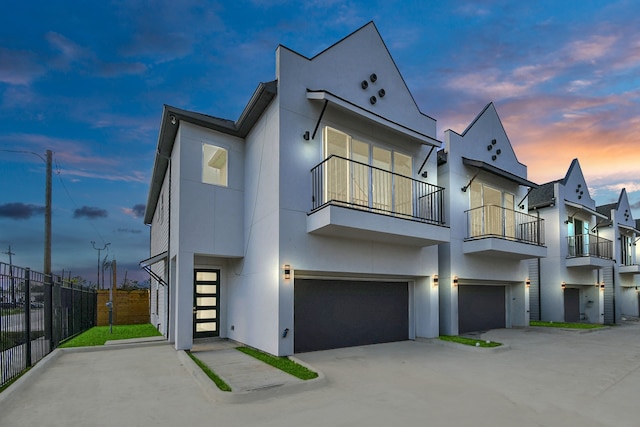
[438,104,533,335]
[273,24,442,354]
[533,161,606,323]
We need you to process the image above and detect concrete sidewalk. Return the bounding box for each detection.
[2,324,640,427]
[180,339,326,403]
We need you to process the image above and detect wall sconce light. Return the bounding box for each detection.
[561,282,566,290]
[525,278,531,288]
[600,282,605,290]
[303,131,310,140]
[433,275,439,288]
[453,276,459,287]
[283,264,291,280]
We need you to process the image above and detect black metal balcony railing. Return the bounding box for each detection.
[311,155,445,224]
[465,205,545,245]
[567,234,613,259]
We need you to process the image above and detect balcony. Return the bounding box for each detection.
[566,234,613,269]
[307,155,449,247]
[463,205,546,259]
[619,264,640,274]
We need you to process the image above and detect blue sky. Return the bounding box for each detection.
[1,1,639,284]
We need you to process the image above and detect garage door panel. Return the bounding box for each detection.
[458,285,505,334]
[295,279,408,353]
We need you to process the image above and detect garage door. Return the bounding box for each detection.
[458,285,505,334]
[294,279,409,353]
[564,288,580,322]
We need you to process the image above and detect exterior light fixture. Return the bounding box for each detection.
[453,276,459,287]
[433,275,439,288]
[600,282,605,290]
[525,278,531,288]
[561,282,566,290]
[169,114,177,125]
[283,264,291,280]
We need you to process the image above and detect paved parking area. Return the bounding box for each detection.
[1,322,640,426]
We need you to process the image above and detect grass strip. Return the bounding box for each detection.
[439,335,502,348]
[58,324,162,348]
[530,320,604,329]
[237,346,318,380]
[186,352,232,392]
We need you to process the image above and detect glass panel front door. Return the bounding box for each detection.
[193,269,219,339]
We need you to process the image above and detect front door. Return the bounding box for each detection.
[193,269,219,339]
[564,287,580,322]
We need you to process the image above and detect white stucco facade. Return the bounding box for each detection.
[596,190,640,322]
[143,22,448,355]
[437,103,544,336]
[528,159,610,324]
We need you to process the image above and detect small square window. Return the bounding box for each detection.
[202,144,228,186]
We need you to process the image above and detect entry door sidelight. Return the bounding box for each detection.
[193,269,219,339]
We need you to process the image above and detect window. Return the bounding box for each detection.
[621,234,633,265]
[322,126,413,215]
[202,144,228,186]
[469,182,515,238]
[568,219,589,256]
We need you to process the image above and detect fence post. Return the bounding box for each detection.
[44,272,53,352]
[25,268,32,367]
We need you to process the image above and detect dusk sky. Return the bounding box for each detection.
[1,1,639,285]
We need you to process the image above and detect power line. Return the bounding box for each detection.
[53,153,109,246]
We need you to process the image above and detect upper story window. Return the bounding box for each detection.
[469,182,515,238]
[323,126,413,215]
[202,144,228,187]
[621,233,634,265]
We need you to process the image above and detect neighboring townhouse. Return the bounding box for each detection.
[596,189,640,322]
[528,159,613,324]
[141,22,450,355]
[437,103,546,336]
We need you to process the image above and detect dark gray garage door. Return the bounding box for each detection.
[294,279,409,353]
[564,288,580,322]
[458,285,505,334]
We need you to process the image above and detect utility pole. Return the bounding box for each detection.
[91,241,110,289]
[2,245,16,303]
[44,149,52,281]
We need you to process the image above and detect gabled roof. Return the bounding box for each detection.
[143,81,277,224]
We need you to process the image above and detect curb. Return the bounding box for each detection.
[0,339,171,408]
[0,347,63,408]
[418,337,510,353]
[178,350,327,404]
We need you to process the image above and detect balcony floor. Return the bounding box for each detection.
[463,237,547,260]
[307,204,450,247]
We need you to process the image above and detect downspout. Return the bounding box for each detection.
[536,210,542,321]
[157,148,172,340]
[166,154,172,340]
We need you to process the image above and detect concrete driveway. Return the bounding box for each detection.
[1,322,640,426]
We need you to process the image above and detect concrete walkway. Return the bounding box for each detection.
[2,323,640,426]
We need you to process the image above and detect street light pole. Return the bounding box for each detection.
[91,241,110,289]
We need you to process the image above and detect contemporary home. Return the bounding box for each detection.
[437,103,545,336]
[596,189,640,322]
[528,159,612,324]
[141,22,449,356]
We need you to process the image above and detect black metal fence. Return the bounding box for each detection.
[1,262,96,388]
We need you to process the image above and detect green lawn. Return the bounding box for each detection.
[58,324,162,348]
[439,335,502,348]
[237,346,318,380]
[530,320,604,329]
